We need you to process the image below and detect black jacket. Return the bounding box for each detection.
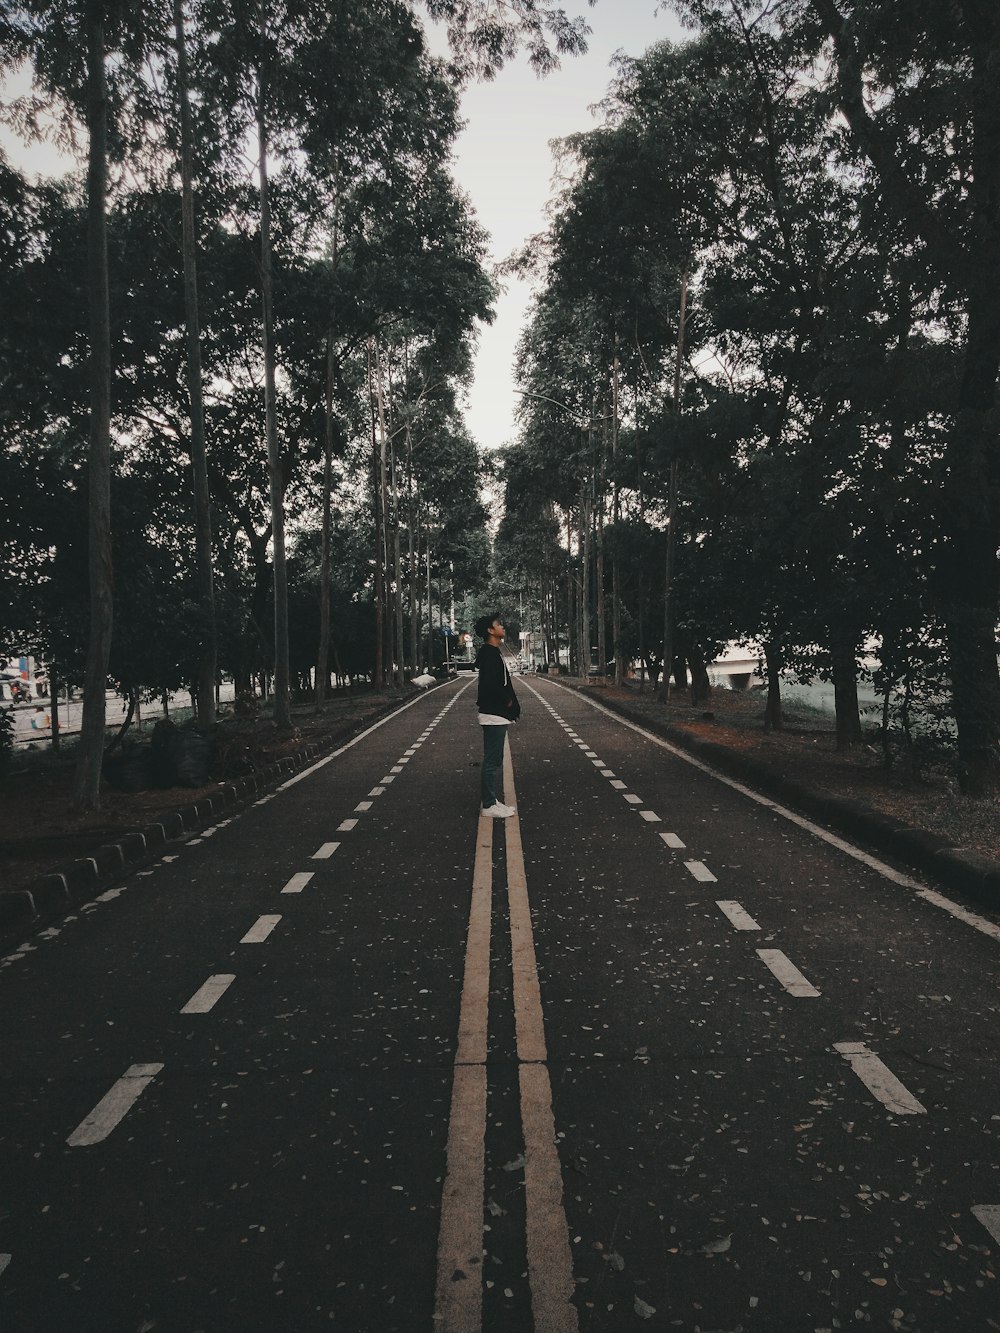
[475,644,521,721]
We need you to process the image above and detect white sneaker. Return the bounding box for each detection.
[482,802,515,818]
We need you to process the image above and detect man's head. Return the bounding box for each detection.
[474,613,504,644]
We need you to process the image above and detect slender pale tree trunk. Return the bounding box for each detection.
[596,406,607,682]
[612,344,624,686]
[257,5,291,727]
[658,272,688,704]
[72,0,113,813]
[316,331,336,708]
[368,339,384,690]
[373,340,393,686]
[175,0,216,725]
[315,183,340,709]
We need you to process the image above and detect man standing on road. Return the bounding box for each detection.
[474,613,520,818]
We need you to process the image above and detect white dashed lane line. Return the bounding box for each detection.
[338,818,358,832]
[717,901,761,931]
[67,1063,165,1147]
[181,974,236,1014]
[312,842,341,859]
[240,915,281,944]
[684,860,717,882]
[0,1254,10,1277]
[756,949,821,998]
[281,872,314,895]
[610,779,627,790]
[355,801,373,812]
[833,1041,927,1115]
[639,811,661,823]
[660,832,686,848]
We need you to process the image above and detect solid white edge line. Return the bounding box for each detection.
[972,1204,1000,1243]
[532,680,1000,946]
[833,1041,927,1115]
[67,1063,165,1147]
[756,948,821,997]
[181,974,236,1014]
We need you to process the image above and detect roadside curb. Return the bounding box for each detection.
[570,684,1000,912]
[0,687,442,946]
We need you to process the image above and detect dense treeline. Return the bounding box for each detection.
[501,0,1000,796]
[0,0,591,809]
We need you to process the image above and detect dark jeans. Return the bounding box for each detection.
[481,725,507,808]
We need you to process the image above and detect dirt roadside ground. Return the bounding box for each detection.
[2,677,997,903]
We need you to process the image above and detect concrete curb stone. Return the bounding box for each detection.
[571,684,1000,912]
[0,691,428,945]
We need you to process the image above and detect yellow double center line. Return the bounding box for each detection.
[435,746,577,1332]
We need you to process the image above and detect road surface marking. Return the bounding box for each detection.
[312,842,340,859]
[280,678,472,789]
[397,757,411,764]
[757,949,820,997]
[972,1205,1000,1243]
[833,1041,927,1115]
[584,750,598,757]
[434,811,493,1329]
[600,769,615,777]
[405,748,417,755]
[338,818,358,832]
[380,775,396,784]
[590,758,604,765]
[624,793,643,804]
[67,1063,164,1147]
[240,915,281,944]
[0,1254,11,1277]
[281,872,314,894]
[181,974,236,1014]
[717,901,761,931]
[684,860,717,882]
[505,747,579,1333]
[368,786,385,796]
[391,765,404,773]
[660,832,686,848]
[610,779,627,790]
[354,801,373,812]
[639,810,661,822]
[540,681,1000,946]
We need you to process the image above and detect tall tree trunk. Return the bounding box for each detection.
[942,291,1000,793]
[257,6,291,728]
[658,271,688,704]
[612,345,624,687]
[368,339,384,690]
[763,639,784,733]
[831,621,863,749]
[175,0,216,726]
[72,0,113,813]
[373,340,394,685]
[596,409,607,682]
[316,331,335,708]
[579,497,591,678]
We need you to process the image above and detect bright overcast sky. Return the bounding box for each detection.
[2,3,685,453]
[436,3,685,450]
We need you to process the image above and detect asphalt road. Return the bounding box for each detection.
[1,676,998,1332]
